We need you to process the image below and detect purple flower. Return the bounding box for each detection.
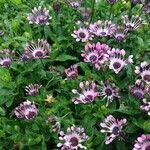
[135,61,150,84]
[27,6,51,25]
[57,125,89,150]
[132,0,141,4]
[67,0,83,9]
[21,53,30,62]
[24,39,50,59]
[53,1,61,12]
[80,7,92,22]
[140,98,150,116]
[100,115,127,144]
[0,57,12,67]
[105,48,133,74]
[129,80,149,100]
[133,134,150,150]
[89,20,116,37]
[65,64,78,80]
[72,81,99,104]
[0,31,4,36]
[122,15,146,31]
[71,27,93,42]
[98,81,120,105]
[107,0,117,5]
[25,84,42,96]
[144,3,150,16]
[81,42,110,70]
[15,100,38,120]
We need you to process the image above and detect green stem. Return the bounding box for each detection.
[90,0,96,23]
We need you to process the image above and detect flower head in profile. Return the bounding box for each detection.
[107,0,117,5]
[144,3,150,16]
[98,81,120,106]
[57,125,89,150]
[65,64,78,80]
[81,42,110,70]
[89,20,116,37]
[15,100,38,120]
[122,15,146,31]
[105,48,133,74]
[132,0,141,4]
[66,0,83,10]
[135,61,150,84]
[129,80,149,100]
[21,53,30,63]
[72,81,99,104]
[24,39,50,59]
[25,84,42,96]
[133,134,150,150]
[27,6,51,25]
[100,115,127,144]
[0,31,4,36]
[140,98,150,116]
[79,7,92,22]
[71,27,93,42]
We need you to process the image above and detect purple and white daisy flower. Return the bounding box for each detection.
[57,125,89,150]
[140,98,150,116]
[0,31,4,36]
[144,3,150,16]
[72,81,100,104]
[100,115,127,144]
[133,134,150,150]
[129,79,149,100]
[24,39,50,59]
[89,20,116,37]
[21,53,30,62]
[65,64,78,80]
[25,84,42,96]
[107,0,117,5]
[14,100,38,120]
[67,0,83,9]
[122,15,146,31]
[135,61,150,84]
[98,81,120,106]
[27,6,51,25]
[132,0,141,4]
[105,48,133,74]
[71,27,92,42]
[0,57,12,67]
[81,42,110,70]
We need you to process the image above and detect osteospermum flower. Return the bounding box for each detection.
[140,98,150,116]
[106,48,133,74]
[72,81,99,104]
[0,57,12,67]
[14,100,38,120]
[0,31,4,36]
[100,115,127,144]
[65,64,78,80]
[132,0,141,4]
[122,15,145,31]
[24,39,50,59]
[135,61,150,84]
[144,3,150,16]
[133,134,150,150]
[89,20,116,37]
[80,7,92,22]
[27,6,51,25]
[129,80,149,100]
[25,84,42,96]
[67,0,83,9]
[98,81,120,105]
[71,27,92,42]
[81,42,110,70]
[57,125,89,150]
[107,0,117,5]
[21,53,30,62]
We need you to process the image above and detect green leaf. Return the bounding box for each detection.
[0,107,5,116]
[55,54,78,61]
[0,68,11,82]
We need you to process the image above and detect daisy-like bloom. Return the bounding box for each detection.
[133,134,150,150]
[122,15,145,31]
[21,53,30,62]
[47,116,61,132]
[14,100,38,120]
[140,98,150,116]
[105,48,133,74]
[53,1,61,12]
[25,84,42,96]
[89,20,116,37]
[98,81,120,105]
[45,95,55,104]
[0,57,12,67]
[132,0,141,4]
[57,125,89,150]
[0,31,4,36]
[112,26,128,42]
[129,79,149,100]
[81,42,110,70]
[144,3,150,16]
[66,0,83,9]
[27,6,51,25]
[65,64,78,80]
[100,115,127,144]
[71,27,92,42]
[79,7,92,22]
[107,0,117,5]
[72,81,100,104]
[135,61,150,84]
[24,39,50,59]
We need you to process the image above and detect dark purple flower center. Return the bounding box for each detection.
[108,0,117,4]
[145,145,150,150]
[112,126,120,135]
[133,90,144,99]
[79,32,86,38]
[70,137,79,146]
[35,51,44,58]
[27,111,36,119]
[22,54,29,62]
[105,88,113,96]
[100,32,106,36]
[3,60,11,67]
[116,35,124,42]
[89,55,97,62]
[113,62,121,69]
[30,90,38,96]
[144,74,150,82]
[85,95,94,102]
